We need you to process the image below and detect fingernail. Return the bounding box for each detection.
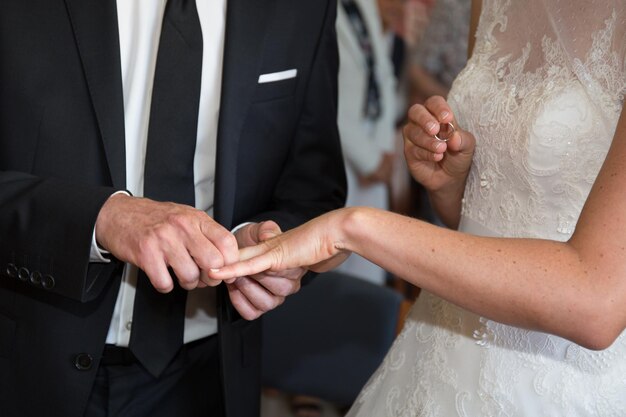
[435,141,445,151]
[426,121,437,133]
[440,111,450,120]
[210,268,220,272]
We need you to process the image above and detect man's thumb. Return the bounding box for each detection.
[257,220,281,242]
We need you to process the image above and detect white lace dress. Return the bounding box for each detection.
[346,1,626,416]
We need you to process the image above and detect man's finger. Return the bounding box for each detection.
[166,245,201,290]
[199,219,239,265]
[256,221,281,241]
[226,282,263,320]
[249,271,302,297]
[141,256,175,293]
[233,276,284,313]
[199,270,222,287]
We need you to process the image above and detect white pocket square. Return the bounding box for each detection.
[258,69,297,84]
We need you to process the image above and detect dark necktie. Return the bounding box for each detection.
[341,0,382,121]
[128,0,203,378]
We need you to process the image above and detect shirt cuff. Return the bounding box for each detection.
[231,222,254,235]
[90,190,131,263]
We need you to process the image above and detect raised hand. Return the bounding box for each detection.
[95,193,239,292]
[403,96,476,226]
[403,96,475,191]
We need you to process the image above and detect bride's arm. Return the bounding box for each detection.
[212,106,626,350]
[404,0,483,228]
[346,107,626,350]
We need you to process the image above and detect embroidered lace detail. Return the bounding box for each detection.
[456,3,625,242]
[346,1,626,416]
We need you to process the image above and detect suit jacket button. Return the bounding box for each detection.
[74,353,93,371]
[17,267,30,282]
[41,274,56,290]
[6,263,18,278]
[29,271,42,285]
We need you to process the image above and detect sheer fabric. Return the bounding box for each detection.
[347,1,626,415]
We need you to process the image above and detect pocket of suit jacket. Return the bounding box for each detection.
[253,69,298,102]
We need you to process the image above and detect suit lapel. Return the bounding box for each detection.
[64,0,126,189]
[214,0,273,228]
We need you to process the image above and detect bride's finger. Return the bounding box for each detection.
[405,138,445,162]
[407,103,441,136]
[403,124,448,154]
[208,251,276,280]
[239,242,273,261]
[423,95,455,124]
[446,129,476,155]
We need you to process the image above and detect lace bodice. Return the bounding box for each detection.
[457,0,625,241]
[347,1,626,416]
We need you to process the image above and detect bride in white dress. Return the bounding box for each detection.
[211,0,626,415]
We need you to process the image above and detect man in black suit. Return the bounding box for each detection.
[0,0,346,416]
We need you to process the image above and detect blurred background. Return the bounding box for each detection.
[260,0,470,415]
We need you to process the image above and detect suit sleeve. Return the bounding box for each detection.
[0,170,123,302]
[247,0,347,230]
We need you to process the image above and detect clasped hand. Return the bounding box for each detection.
[95,193,304,319]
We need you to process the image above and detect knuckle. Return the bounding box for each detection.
[245,311,261,321]
[256,296,275,312]
[236,304,258,321]
[137,230,155,249]
[152,222,174,241]
[204,255,225,270]
[402,123,410,138]
[424,96,437,108]
[166,212,188,229]
[407,103,423,119]
[217,233,238,251]
[276,286,292,297]
[202,277,221,287]
[151,275,172,292]
[176,265,200,285]
[136,236,157,262]
[275,296,286,308]
[274,280,298,297]
[425,95,444,107]
[262,298,279,312]
[197,245,225,268]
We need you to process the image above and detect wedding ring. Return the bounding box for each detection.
[434,122,456,142]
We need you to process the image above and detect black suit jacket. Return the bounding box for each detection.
[0,0,346,416]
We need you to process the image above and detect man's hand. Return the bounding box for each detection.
[95,193,239,292]
[228,221,306,320]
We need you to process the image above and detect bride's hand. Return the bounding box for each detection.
[403,96,476,193]
[208,210,352,281]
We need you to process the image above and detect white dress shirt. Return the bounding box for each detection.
[98,0,227,346]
